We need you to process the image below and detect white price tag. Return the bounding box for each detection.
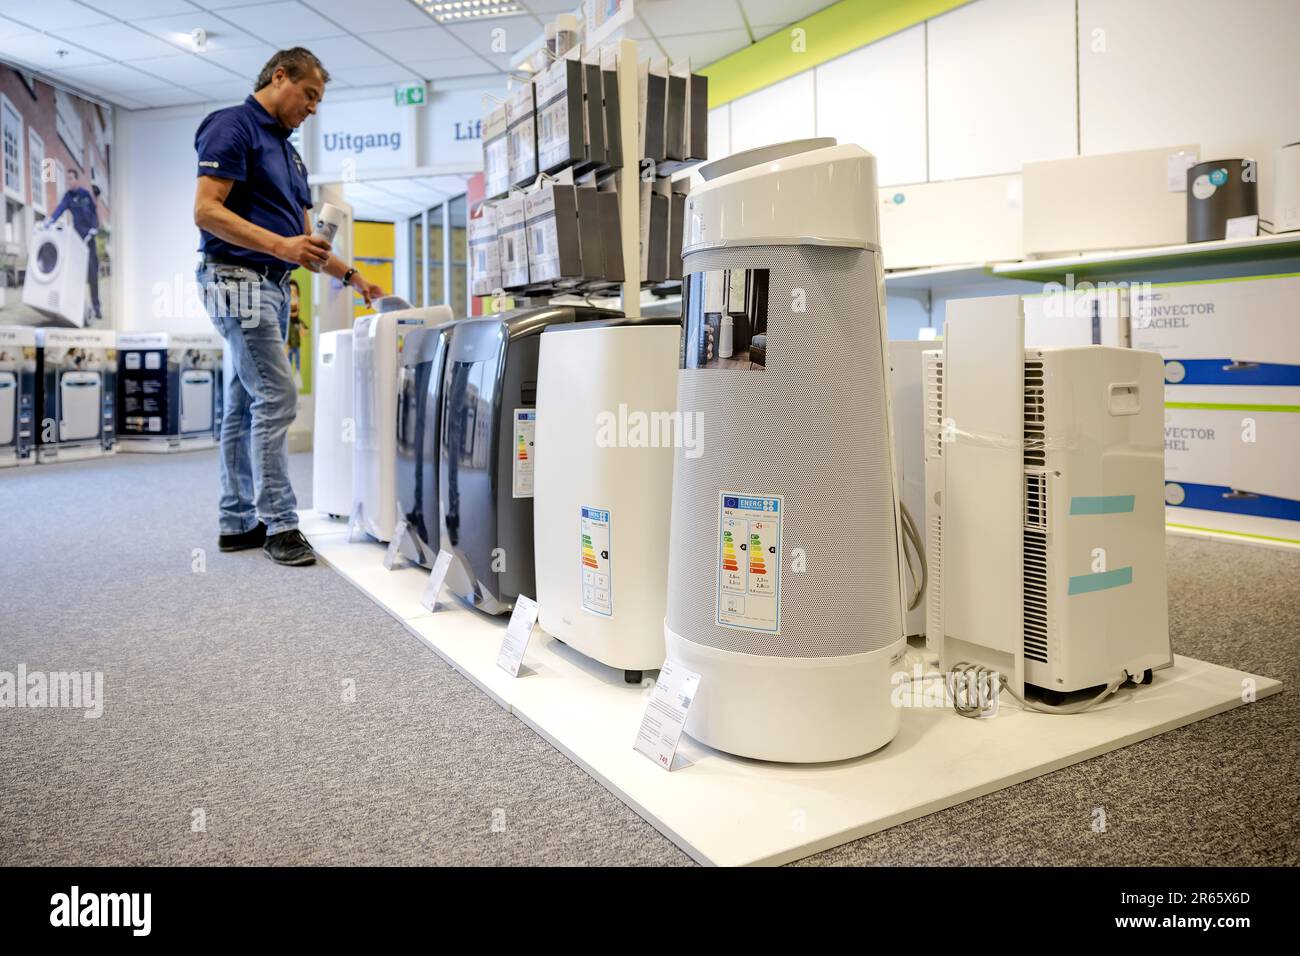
[634,660,700,772]
[1224,214,1259,240]
[1167,150,1197,192]
[421,550,454,613]
[497,595,539,677]
[383,519,408,570]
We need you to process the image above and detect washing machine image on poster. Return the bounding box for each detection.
[0,66,113,330]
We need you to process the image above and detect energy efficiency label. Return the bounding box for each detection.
[580,506,613,617]
[512,408,535,498]
[717,493,782,633]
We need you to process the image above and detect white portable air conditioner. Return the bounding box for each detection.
[1023,287,1130,348]
[313,329,354,519]
[22,222,90,327]
[1265,141,1299,233]
[0,372,15,446]
[534,316,680,681]
[179,369,214,433]
[665,138,908,763]
[925,295,1171,700]
[352,306,452,541]
[59,371,101,441]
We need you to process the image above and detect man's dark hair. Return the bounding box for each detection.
[67,168,79,179]
[254,48,329,91]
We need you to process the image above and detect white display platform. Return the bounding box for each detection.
[301,509,1283,867]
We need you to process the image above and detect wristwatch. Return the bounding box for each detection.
[342,267,357,285]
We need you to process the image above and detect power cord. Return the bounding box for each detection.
[948,662,1127,718]
[898,502,928,612]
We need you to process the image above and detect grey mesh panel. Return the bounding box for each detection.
[665,245,903,659]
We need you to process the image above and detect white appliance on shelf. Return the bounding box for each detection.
[924,295,1170,699]
[665,138,907,763]
[1023,286,1130,348]
[352,305,452,541]
[1265,141,1299,234]
[22,221,89,327]
[313,330,355,520]
[0,372,14,446]
[59,371,101,441]
[179,369,214,434]
[1022,145,1198,256]
[534,317,680,682]
[879,174,1024,269]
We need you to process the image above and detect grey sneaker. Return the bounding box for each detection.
[263,529,316,566]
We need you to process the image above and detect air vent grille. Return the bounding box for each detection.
[1024,470,1048,531]
[1023,528,1049,663]
[1024,360,1045,467]
[927,511,942,641]
[924,352,944,458]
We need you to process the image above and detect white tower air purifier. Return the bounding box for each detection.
[179,369,214,434]
[59,371,102,441]
[313,329,355,519]
[664,138,908,763]
[534,315,681,682]
[352,305,453,541]
[925,296,1171,702]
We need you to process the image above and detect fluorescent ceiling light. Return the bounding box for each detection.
[409,0,524,24]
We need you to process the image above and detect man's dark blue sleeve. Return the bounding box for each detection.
[195,110,250,182]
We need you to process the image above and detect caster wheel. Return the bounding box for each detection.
[1041,689,1066,707]
[624,670,643,685]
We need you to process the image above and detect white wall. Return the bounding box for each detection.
[116,103,220,334]
[709,0,1299,189]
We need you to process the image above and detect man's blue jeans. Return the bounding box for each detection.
[197,262,299,536]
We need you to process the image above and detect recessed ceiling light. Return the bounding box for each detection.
[408,0,521,24]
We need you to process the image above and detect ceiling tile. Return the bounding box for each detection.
[52,22,186,60]
[658,29,750,68]
[127,53,243,84]
[361,25,466,61]
[200,42,278,77]
[441,14,539,58]
[742,0,835,28]
[325,63,420,88]
[58,61,174,93]
[89,0,203,17]
[132,12,265,52]
[520,0,584,14]
[308,0,436,33]
[212,1,348,46]
[187,79,257,102]
[192,0,294,7]
[0,33,108,69]
[1,0,112,31]
[0,18,37,41]
[406,55,498,80]
[126,86,209,108]
[639,0,745,36]
[302,34,395,71]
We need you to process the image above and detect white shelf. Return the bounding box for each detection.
[301,509,1282,867]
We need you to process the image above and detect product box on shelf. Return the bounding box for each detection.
[575,185,605,280]
[116,331,224,452]
[525,182,582,287]
[1131,274,1300,385]
[469,205,501,296]
[35,327,116,463]
[0,326,38,468]
[583,59,606,168]
[497,194,529,290]
[601,47,622,168]
[597,187,625,282]
[506,82,537,189]
[483,105,510,200]
[535,55,584,174]
[1022,285,1130,348]
[638,59,667,163]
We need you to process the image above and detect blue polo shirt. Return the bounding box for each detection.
[195,95,311,270]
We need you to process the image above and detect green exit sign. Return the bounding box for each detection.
[394,83,425,107]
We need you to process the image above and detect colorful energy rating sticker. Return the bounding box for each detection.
[580,506,612,617]
[717,493,782,633]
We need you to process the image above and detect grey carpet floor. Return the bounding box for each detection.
[0,450,1294,866]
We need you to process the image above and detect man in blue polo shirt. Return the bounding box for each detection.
[47,168,102,321]
[194,47,384,566]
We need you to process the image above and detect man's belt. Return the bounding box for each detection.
[200,255,291,282]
